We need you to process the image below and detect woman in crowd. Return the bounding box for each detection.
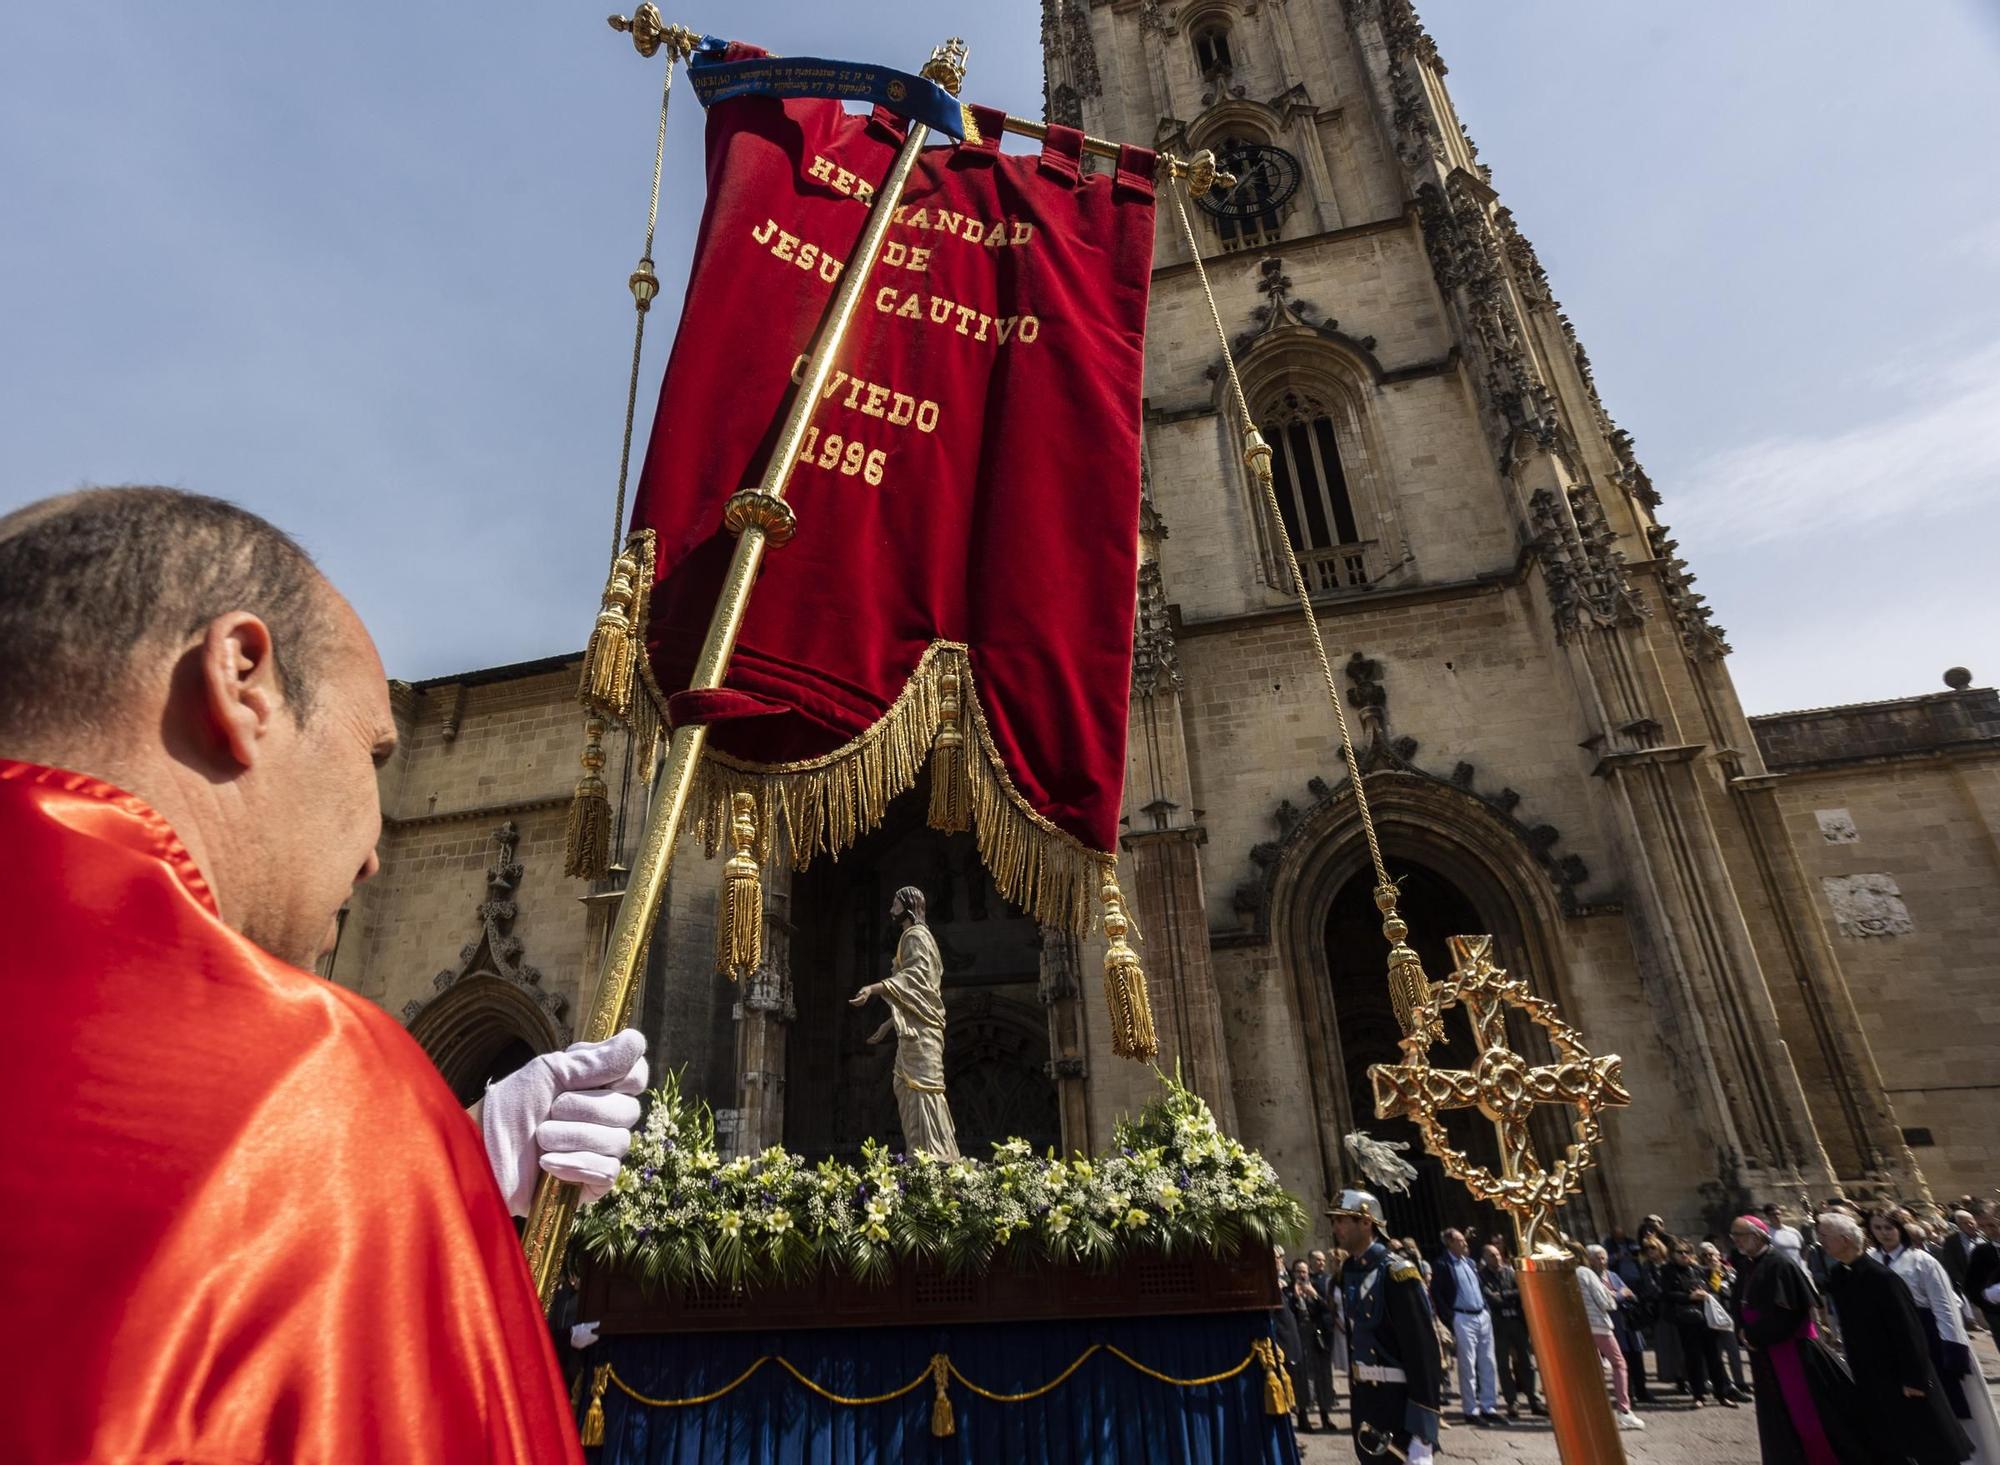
[1732,1214,1868,1463]
[1663,1236,1743,1407]
[1700,1239,1753,1397]
[1640,1233,1685,1393]
[1871,1208,2000,1463]
[1580,1246,1647,1431]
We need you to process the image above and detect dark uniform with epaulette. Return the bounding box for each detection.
[1338,1208,1442,1461]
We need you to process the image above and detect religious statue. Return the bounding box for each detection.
[848,885,960,1159]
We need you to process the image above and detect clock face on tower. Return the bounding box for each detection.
[1197,143,1303,220]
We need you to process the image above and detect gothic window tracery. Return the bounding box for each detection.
[1257,386,1370,593]
[1192,21,1234,79]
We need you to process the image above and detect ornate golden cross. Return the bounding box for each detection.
[1369,934,1629,1243]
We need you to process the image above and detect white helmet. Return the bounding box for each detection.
[1330,1188,1386,1226]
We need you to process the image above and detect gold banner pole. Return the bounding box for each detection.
[522,26,974,1307]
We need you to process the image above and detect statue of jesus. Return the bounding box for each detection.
[848,885,960,1159]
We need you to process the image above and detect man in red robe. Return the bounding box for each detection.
[0,487,641,1463]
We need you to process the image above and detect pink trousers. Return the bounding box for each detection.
[1592,1331,1631,1412]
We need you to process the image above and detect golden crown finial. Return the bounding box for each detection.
[607,7,698,62]
[921,38,971,97]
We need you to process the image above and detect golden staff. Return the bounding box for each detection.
[523,25,972,1306]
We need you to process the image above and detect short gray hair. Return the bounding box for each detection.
[1585,1244,1608,1263]
[0,488,327,744]
[1816,1212,1865,1248]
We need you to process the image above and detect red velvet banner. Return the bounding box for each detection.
[629,78,1156,916]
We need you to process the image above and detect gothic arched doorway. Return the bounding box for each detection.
[1325,861,1510,1247]
[408,973,564,1106]
[786,790,1058,1164]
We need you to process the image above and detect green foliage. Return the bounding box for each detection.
[578,1069,1307,1290]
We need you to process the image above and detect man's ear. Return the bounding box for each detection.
[199,612,283,769]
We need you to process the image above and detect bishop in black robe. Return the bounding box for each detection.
[1736,1246,1870,1465]
[1825,1252,1970,1464]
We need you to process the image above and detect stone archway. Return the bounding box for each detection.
[1323,860,1508,1245]
[409,973,566,1105]
[401,821,569,1105]
[1268,771,1614,1240]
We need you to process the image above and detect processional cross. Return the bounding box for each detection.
[1368,934,1629,1248]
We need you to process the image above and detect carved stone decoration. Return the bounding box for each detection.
[1821,874,1914,939]
[1530,485,1647,644]
[1493,205,1552,310]
[1231,256,1379,363]
[1814,809,1860,845]
[1042,0,1103,129]
[1415,180,1559,463]
[1644,524,1730,660]
[402,821,571,1040]
[1345,651,1388,738]
[1229,754,1597,935]
[1376,2,1447,172]
[1133,560,1184,696]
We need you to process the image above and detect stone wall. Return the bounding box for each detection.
[1752,689,2000,1199]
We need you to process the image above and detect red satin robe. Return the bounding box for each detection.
[0,761,582,1464]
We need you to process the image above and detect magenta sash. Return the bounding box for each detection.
[1743,1306,1840,1465]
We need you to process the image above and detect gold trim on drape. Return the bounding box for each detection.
[682,641,1109,938]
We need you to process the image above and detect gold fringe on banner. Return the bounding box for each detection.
[715,790,764,982]
[1099,873,1158,1061]
[929,1353,955,1438]
[563,716,613,880]
[687,641,1104,938]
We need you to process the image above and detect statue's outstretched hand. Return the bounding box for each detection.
[848,984,877,1007]
[866,1019,894,1046]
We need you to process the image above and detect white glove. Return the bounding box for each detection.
[571,1321,601,1350]
[482,1029,647,1216]
[1406,1442,1434,1465]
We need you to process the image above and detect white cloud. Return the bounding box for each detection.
[1674,339,2000,547]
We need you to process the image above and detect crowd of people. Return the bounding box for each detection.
[1279,1193,2000,1463]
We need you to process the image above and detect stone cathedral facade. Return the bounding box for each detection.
[327,0,2000,1240]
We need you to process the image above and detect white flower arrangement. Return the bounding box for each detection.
[579,1070,1305,1288]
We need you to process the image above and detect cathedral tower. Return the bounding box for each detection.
[1045,0,1927,1234]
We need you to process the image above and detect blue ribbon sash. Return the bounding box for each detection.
[688,41,967,141]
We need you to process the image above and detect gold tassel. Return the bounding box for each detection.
[926,664,970,832]
[579,544,642,720]
[929,1354,955,1438]
[715,791,763,982]
[581,1363,609,1446]
[1376,882,1436,1045]
[1100,872,1158,1061]
[564,716,613,881]
[1257,1339,1288,1416]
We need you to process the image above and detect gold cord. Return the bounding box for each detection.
[1165,186,1389,893]
[595,1337,1263,1411]
[607,58,678,561]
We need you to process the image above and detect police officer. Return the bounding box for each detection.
[1332,1189,1442,1463]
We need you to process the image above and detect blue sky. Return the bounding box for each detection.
[3,3,1996,714]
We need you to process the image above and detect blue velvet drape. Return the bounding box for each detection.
[591,1312,1302,1465]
